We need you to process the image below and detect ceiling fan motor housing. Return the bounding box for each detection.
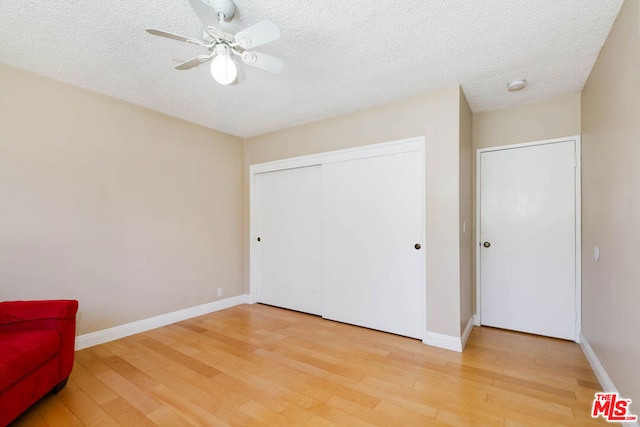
[201,0,236,20]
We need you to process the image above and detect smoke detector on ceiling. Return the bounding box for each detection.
[507,79,527,92]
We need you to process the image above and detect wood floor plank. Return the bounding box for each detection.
[373,400,439,425]
[94,369,163,415]
[238,400,292,426]
[137,336,222,378]
[149,384,230,427]
[435,407,504,427]
[145,406,194,427]
[325,394,410,426]
[66,362,119,405]
[35,394,84,427]
[57,384,120,427]
[103,337,220,389]
[12,304,609,426]
[9,401,51,427]
[304,415,338,427]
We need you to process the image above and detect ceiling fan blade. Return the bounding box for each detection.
[146,28,207,47]
[235,20,280,49]
[188,0,219,27]
[175,55,212,70]
[242,51,284,74]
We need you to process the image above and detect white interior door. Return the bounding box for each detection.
[256,166,322,315]
[479,141,577,340]
[322,151,424,339]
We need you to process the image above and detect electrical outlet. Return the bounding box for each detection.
[217,288,223,297]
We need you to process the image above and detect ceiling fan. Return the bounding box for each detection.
[146,0,284,85]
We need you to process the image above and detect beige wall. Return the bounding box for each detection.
[245,85,466,338]
[581,0,640,413]
[244,87,457,163]
[459,89,473,333]
[473,92,581,149]
[0,64,244,335]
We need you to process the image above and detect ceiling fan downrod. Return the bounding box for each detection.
[201,0,236,22]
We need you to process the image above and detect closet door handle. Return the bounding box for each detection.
[414,243,421,250]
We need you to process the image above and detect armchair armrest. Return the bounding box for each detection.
[0,300,78,326]
[0,300,79,378]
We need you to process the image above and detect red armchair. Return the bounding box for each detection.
[0,300,78,426]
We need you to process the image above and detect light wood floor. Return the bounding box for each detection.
[11,304,606,426]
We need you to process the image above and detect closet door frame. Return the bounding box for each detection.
[475,136,582,342]
[249,137,426,336]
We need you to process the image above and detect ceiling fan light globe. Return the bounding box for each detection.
[210,53,238,85]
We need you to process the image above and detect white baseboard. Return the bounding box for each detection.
[75,294,251,350]
[580,333,617,393]
[473,313,481,326]
[461,315,476,350]
[423,330,462,352]
[423,316,475,353]
[580,333,640,427]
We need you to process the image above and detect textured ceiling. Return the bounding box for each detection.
[0,0,623,138]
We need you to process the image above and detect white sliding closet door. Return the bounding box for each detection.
[255,166,322,315]
[322,151,424,339]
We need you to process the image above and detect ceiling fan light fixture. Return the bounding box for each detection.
[210,45,237,85]
[147,0,283,85]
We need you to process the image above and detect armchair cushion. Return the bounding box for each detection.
[0,299,78,426]
[0,300,78,379]
[0,330,60,390]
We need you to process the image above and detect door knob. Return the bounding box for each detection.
[414,243,421,250]
[483,241,491,248]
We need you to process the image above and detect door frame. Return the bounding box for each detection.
[475,136,582,342]
[249,137,426,336]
